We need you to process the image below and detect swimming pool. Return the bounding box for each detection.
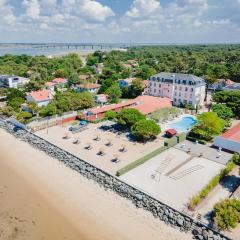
[170,116,197,132]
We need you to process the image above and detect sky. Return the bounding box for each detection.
[0,0,240,43]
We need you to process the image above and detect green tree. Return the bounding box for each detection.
[212,91,240,118]
[68,72,80,86]
[16,111,33,124]
[131,119,161,141]
[105,110,117,120]
[39,103,57,117]
[24,80,42,92]
[213,199,240,230]
[86,55,98,66]
[129,78,144,98]
[232,153,240,165]
[212,104,234,120]
[117,108,145,127]
[189,112,224,141]
[7,97,25,111]
[0,106,15,117]
[55,68,68,78]
[105,83,122,103]
[98,78,114,93]
[6,88,25,101]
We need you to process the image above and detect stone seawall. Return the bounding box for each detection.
[0,119,230,240]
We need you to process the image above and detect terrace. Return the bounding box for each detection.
[35,121,164,175]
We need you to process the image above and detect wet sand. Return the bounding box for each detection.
[0,129,192,240]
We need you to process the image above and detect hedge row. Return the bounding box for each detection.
[116,145,168,176]
[186,136,207,145]
[189,160,236,209]
[117,133,186,176]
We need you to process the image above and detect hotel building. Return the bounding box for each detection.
[148,72,206,108]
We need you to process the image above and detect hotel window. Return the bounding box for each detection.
[185,87,188,91]
[179,92,181,97]
[179,86,182,90]
[154,89,156,93]
[184,93,187,98]
[174,98,177,102]
[175,86,177,90]
[191,88,194,92]
[149,82,152,86]
[174,92,177,96]
[154,83,156,87]
[159,84,161,87]
[190,94,192,99]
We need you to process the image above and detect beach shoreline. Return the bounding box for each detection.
[0,128,192,240]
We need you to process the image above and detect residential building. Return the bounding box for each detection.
[76,83,100,93]
[118,78,135,88]
[26,90,53,107]
[94,94,108,105]
[79,74,91,82]
[214,123,240,153]
[94,63,104,74]
[208,79,234,91]
[148,72,206,108]
[84,95,172,121]
[0,75,29,88]
[223,83,240,91]
[45,78,67,92]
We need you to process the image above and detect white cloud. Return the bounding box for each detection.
[80,0,115,22]
[22,0,40,19]
[126,0,160,18]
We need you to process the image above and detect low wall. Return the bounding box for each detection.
[0,118,230,240]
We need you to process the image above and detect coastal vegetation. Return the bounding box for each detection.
[189,112,225,142]
[131,119,161,141]
[188,158,237,210]
[40,91,94,117]
[116,108,145,127]
[213,199,240,230]
[212,91,240,118]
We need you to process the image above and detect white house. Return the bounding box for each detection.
[76,83,100,93]
[26,90,53,107]
[45,78,68,92]
[0,75,29,88]
[148,72,206,108]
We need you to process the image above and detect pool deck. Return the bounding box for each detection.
[161,114,196,133]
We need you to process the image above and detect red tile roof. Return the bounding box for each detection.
[88,100,135,115]
[130,95,172,115]
[78,83,101,89]
[166,129,177,136]
[225,79,234,85]
[221,123,240,142]
[52,78,67,84]
[87,95,172,116]
[45,81,55,87]
[29,90,52,102]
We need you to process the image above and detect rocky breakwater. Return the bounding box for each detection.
[0,119,230,240]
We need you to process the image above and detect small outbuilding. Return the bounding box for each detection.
[165,129,177,138]
[214,123,240,153]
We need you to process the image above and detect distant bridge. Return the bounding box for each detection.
[0,43,137,50]
[0,42,177,50]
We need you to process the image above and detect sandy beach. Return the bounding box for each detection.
[0,129,192,240]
